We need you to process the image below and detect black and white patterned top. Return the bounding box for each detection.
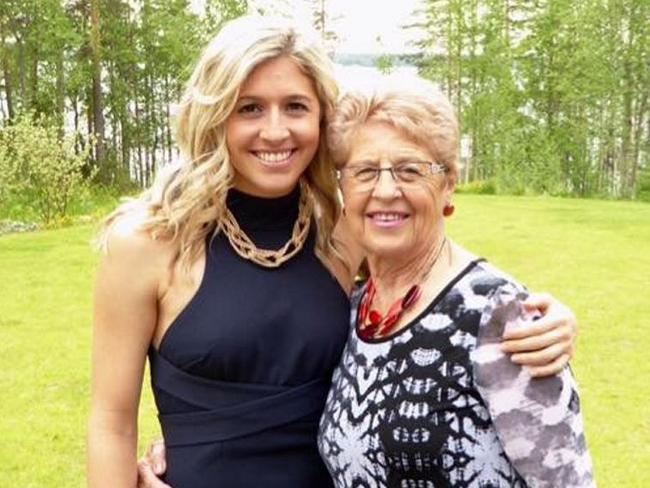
[317,260,595,488]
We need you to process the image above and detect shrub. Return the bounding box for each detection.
[0,114,93,224]
[456,179,497,195]
[636,166,650,203]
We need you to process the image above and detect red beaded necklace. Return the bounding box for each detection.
[357,237,448,340]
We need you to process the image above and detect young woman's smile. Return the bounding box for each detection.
[253,149,295,165]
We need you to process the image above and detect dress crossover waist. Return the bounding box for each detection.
[148,347,331,447]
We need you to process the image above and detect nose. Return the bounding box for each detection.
[371,167,401,199]
[259,108,289,143]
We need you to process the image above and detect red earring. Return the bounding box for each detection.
[443,203,455,217]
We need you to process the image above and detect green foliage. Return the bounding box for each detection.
[1,0,647,200]
[376,54,394,75]
[204,0,248,32]
[637,166,650,202]
[309,0,341,54]
[455,179,496,195]
[0,0,247,190]
[417,0,650,199]
[0,114,93,224]
[0,182,122,226]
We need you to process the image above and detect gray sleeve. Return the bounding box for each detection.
[471,284,596,488]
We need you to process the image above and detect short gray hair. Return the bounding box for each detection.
[327,75,459,179]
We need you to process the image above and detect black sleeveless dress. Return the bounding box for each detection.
[148,187,350,488]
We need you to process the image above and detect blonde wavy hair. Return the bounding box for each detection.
[327,76,459,180]
[98,16,342,272]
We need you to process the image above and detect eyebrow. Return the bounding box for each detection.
[350,155,431,165]
[236,94,316,104]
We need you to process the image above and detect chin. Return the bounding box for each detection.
[264,175,303,196]
[235,174,303,198]
[363,238,414,260]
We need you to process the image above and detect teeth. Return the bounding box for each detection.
[373,213,405,221]
[256,150,292,162]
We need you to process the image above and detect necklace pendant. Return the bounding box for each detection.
[368,310,383,327]
[359,325,376,341]
[402,285,421,309]
[381,312,400,330]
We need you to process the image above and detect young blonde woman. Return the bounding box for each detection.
[88,16,578,488]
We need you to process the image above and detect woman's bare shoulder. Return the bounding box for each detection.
[104,211,175,258]
[98,211,179,290]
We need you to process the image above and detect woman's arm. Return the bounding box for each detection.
[472,288,595,487]
[87,224,166,488]
[501,293,577,376]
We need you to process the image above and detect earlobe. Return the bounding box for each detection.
[443,177,456,217]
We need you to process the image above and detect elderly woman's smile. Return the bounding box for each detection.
[366,211,409,228]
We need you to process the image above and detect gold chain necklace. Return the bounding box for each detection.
[219,183,313,268]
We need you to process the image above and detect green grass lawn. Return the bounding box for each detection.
[1,194,649,487]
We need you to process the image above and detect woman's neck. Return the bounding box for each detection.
[367,234,449,311]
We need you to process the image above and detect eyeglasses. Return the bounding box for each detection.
[337,161,448,193]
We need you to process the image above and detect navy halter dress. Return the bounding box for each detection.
[148,187,350,488]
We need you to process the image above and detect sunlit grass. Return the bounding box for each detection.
[1,194,649,487]
[0,224,159,488]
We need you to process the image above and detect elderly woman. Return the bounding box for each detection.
[317,80,595,487]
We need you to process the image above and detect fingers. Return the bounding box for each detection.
[510,342,568,366]
[518,292,578,338]
[501,318,557,341]
[501,294,577,378]
[502,322,573,354]
[527,353,571,378]
[521,292,553,314]
[503,294,578,355]
[146,439,167,475]
[137,460,172,488]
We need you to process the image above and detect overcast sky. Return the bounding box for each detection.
[249,0,425,54]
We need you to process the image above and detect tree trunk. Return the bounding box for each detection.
[135,95,144,187]
[56,51,65,129]
[0,26,15,120]
[621,63,633,197]
[148,72,157,186]
[120,115,130,176]
[73,95,82,154]
[630,91,648,193]
[90,0,105,165]
[29,46,38,112]
[17,38,26,103]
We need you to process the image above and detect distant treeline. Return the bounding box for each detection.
[413,0,650,198]
[0,0,648,200]
[0,0,247,189]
